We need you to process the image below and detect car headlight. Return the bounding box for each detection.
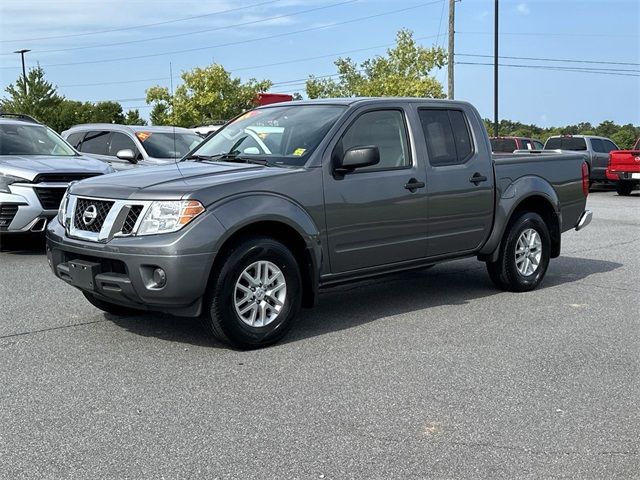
[57,190,70,227]
[137,200,205,236]
[0,174,28,193]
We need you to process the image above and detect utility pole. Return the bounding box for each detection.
[447,0,455,99]
[13,49,30,95]
[493,0,499,137]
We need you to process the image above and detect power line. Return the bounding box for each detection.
[6,0,357,56]
[0,0,285,43]
[458,30,639,38]
[0,1,443,70]
[57,35,444,89]
[457,62,640,77]
[457,53,640,67]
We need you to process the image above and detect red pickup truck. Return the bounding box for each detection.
[607,138,640,196]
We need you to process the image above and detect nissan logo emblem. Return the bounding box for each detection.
[82,205,98,226]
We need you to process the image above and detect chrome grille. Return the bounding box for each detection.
[73,198,114,233]
[121,205,143,235]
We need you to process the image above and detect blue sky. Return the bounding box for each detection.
[0,0,638,127]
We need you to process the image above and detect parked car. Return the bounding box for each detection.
[490,136,544,153]
[0,113,112,234]
[544,134,619,183]
[47,98,592,348]
[606,137,640,196]
[62,124,203,171]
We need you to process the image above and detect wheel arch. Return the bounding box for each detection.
[210,194,322,308]
[479,177,561,262]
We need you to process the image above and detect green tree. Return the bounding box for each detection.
[146,64,272,126]
[124,109,147,126]
[305,29,447,99]
[0,66,63,125]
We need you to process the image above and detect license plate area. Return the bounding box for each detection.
[69,259,101,290]
[631,173,640,179]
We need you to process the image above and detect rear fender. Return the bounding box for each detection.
[478,176,561,262]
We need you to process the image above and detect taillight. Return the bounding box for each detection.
[581,162,589,197]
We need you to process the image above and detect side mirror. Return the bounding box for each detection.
[116,149,137,164]
[335,146,380,175]
[243,147,260,155]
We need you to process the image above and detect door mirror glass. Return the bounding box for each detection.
[116,148,137,163]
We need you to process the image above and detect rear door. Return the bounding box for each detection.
[416,107,494,257]
[323,107,428,273]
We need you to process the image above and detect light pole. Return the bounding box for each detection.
[13,49,31,95]
[493,0,499,137]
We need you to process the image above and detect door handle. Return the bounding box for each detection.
[404,178,426,192]
[469,173,488,185]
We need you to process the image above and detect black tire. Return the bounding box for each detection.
[486,212,551,292]
[201,236,302,349]
[83,291,142,316]
[616,181,633,196]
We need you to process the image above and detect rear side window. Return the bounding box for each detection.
[521,139,532,150]
[490,138,517,153]
[591,138,605,153]
[544,137,587,151]
[109,132,138,156]
[79,131,110,155]
[65,132,83,149]
[419,109,474,165]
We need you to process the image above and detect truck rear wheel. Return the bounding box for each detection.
[616,181,633,196]
[486,212,551,292]
[202,236,302,349]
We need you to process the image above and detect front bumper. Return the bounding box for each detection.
[46,216,222,317]
[0,185,58,233]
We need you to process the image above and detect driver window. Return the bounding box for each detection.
[340,110,411,171]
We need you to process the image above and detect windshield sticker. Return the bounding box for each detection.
[135,132,152,142]
[293,148,306,156]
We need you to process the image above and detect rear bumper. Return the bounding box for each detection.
[606,171,640,182]
[575,210,592,231]
[46,217,218,317]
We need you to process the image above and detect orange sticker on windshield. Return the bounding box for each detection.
[136,132,152,142]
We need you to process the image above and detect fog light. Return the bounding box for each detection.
[152,268,166,288]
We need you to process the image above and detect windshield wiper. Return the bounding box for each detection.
[215,152,274,166]
[183,154,215,162]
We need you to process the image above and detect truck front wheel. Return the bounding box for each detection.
[486,212,551,292]
[202,236,302,349]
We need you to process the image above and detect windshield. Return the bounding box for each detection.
[136,131,203,159]
[544,137,587,151]
[0,123,76,156]
[187,105,347,166]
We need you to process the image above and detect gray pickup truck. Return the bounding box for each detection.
[47,98,592,348]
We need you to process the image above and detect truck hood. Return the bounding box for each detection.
[0,155,113,181]
[69,161,302,201]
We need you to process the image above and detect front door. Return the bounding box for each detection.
[416,107,494,257]
[323,108,428,273]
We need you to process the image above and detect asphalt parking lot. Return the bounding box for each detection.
[0,189,638,479]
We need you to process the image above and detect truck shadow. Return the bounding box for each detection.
[0,233,46,254]
[106,255,622,349]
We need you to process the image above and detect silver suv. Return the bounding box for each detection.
[62,124,203,171]
[0,114,112,234]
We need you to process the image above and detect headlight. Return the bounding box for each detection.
[57,190,70,227]
[0,174,28,193]
[137,200,205,236]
